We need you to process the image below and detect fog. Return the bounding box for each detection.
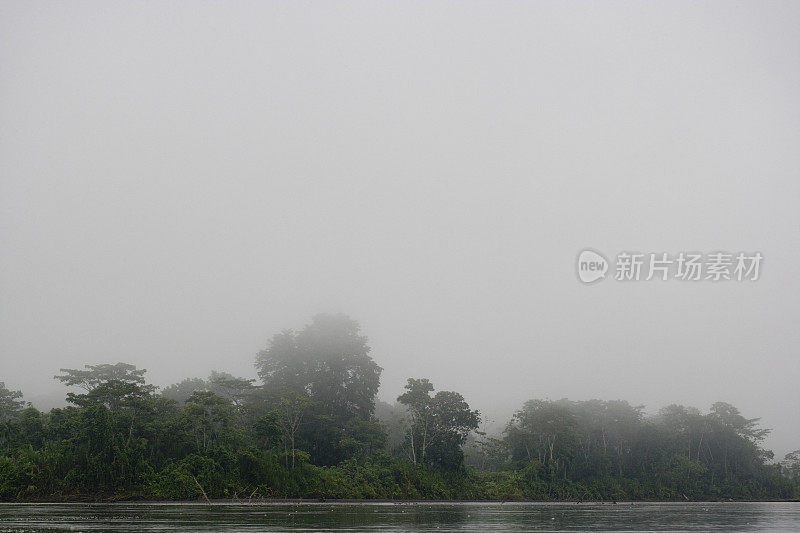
[1,2,798,457]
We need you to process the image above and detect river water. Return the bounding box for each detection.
[1,501,798,532]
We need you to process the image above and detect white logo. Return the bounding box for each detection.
[577,249,608,284]
[576,249,762,284]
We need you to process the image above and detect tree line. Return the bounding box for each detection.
[0,313,798,501]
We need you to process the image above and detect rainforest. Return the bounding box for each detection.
[1,314,798,502]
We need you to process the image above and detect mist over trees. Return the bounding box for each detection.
[398,378,480,470]
[0,314,798,501]
[0,383,26,423]
[254,314,384,465]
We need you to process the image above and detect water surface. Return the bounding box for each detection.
[1,501,798,532]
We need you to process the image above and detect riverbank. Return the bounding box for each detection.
[3,454,798,503]
[8,496,800,504]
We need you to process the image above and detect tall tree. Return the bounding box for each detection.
[270,392,311,468]
[709,402,770,443]
[184,391,236,452]
[781,450,800,480]
[506,399,577,478]
[55,363,148,392]
[255,314,381,420]
[56,363,156,409]
[0,382,26,423]
[208,371,256,409]
[398,378,479,469]
[397,378,434,464]
[162,377,209,404]
[254,314,384,464]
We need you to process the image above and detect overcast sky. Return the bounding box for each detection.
[1,1,798,456]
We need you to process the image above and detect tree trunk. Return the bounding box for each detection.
[409,423,416,464]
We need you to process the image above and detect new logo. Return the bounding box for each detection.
[577,249,608,284]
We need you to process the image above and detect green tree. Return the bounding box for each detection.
[270,392,311,468]
[255,314,381,419]
[709,402,770,443]
[781,450,800,480]
[506,399,577,478]
[374,400,408,455]
[255,314,383,464]
[162,378,208,403]
[55,363,148,392]
[208,371,256,409]
[397,378,434,465]
[0,383,26,423]
[184,391,236,452]
[397,378,480,470]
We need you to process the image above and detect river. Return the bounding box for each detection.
[1,501,798,531]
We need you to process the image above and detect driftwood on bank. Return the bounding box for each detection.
[191,475,211,504]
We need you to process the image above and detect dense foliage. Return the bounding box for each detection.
[0,314,797,502]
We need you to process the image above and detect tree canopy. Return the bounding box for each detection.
[254,313,384,465]
[0,383,26,423]
[398,378,480,470]
[0,315,797,502]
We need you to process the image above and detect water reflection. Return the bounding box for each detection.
[0,501,798,532]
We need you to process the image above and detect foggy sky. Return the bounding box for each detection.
[1,2,798,457]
